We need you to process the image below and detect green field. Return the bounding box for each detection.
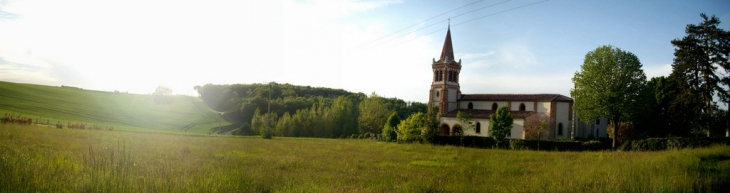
[0,81,228,134]
[2,124,729,192]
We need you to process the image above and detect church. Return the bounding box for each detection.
[429,26,602,140]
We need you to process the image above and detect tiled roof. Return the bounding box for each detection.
[459,94,573,102]
[441,109,536,119]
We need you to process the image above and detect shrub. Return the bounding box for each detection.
[396,113,425,143]
[619,137,730,151]
[509,139,527,150]
[581,140,603,151]
[430,136,607,151]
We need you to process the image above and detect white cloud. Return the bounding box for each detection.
[643,63,672,79]
[496,42,537,69]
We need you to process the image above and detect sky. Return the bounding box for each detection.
[1,0,729,104]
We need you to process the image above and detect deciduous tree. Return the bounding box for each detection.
[490,106,513,146]
[456,111,475,146]
[396,112,425,143]
[571,45,646,149]
[358,92,392,134]
[382,112,400,142]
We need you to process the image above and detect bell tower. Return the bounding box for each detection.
[429,25,461,115]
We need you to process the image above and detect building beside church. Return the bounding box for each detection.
[429,26,602,139]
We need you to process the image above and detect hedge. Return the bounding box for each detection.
[618,137,730,151]
[431,136,730,151]
[432,136,610,151]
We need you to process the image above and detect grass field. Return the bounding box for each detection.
[0,81,228,134]
[2,124,728,192]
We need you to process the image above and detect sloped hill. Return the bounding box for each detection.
[0,81,228,134]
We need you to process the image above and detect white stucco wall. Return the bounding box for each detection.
[510,102,535,111]
[432,88,441,102]
[442,117,528,139]
[463,118,490,137]
[536,102,550,113]
[554,102,571,139]
[509,119,525,139]
[448,88,457,102]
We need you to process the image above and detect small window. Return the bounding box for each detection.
[519,103,526,111]
[468,102,473,110]
[557,123,564,136]
[595,119,600,125]
[476,122,481,134]
[491,103,498,110]
[436,91,439,97]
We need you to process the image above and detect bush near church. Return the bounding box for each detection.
[619,137,730,151]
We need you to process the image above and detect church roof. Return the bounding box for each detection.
[441,109,536,119]
[459,94,573,102]
[437,26,455,63]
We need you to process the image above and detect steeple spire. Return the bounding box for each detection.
[439,25,455,62]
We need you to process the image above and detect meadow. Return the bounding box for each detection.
[2,124,728,192]
[0,81,228,134]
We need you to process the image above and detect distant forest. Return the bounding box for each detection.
[194,83,426,138]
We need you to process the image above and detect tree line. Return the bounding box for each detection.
[572,14,730,149]
[194,83,427,138]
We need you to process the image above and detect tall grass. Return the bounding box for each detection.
[1,124,728,192]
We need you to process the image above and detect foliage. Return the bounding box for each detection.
[571,45,647,149]
[251,109,276,138]
[456,111,475,145]
[358,92,392,134]
[668,13,730,137]
[524,113,553,150]
[421,105,440,144]
[619,137,730,151]
[489,106,513,145]
[396,112,425,143]
[524,113,553,140]
[633,76,685,137]
[153,86,174,104]
[432,135,610,151]
[606,122,640,144]
[382,112,400,142]
[2,124,730,192]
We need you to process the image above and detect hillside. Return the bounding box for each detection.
[0,81,228,134]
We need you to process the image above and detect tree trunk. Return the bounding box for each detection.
[610,117,619,150]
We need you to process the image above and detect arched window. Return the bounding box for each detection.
[448,71,453,82]
[468,102,473,109]
[476,122,481,134]
[434,71,438,81]
[491,103,498,110]
[519,103,526,111]
[438,70,442,81]
[455,72,458,82]
[557,123,564,136]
